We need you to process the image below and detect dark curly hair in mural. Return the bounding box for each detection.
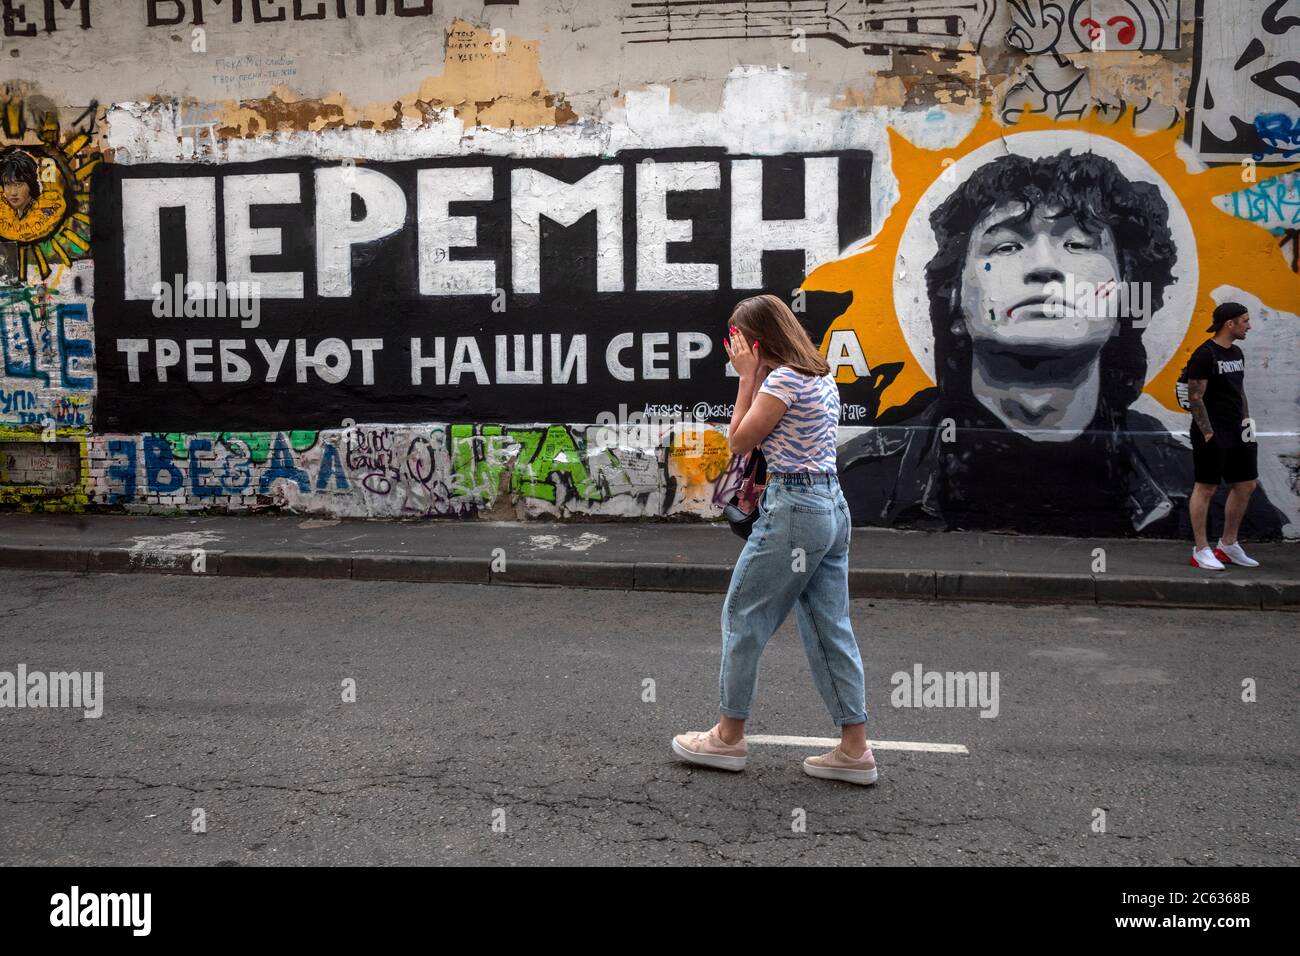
[924,149,1178,420]
[0,149,42,211]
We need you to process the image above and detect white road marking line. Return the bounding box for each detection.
[746,734,968,755]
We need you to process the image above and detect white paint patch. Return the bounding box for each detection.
[107,68,890,165]
[526,532,608,552]
[746,734,969,754]
[127,531,223,569]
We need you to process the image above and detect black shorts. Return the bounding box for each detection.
[1191,427,1258,485]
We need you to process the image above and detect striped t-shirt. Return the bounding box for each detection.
[757,365,841,472]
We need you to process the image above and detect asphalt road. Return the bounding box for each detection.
[0,569,1295,865]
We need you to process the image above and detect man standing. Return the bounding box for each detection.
[1186,302,1261,570]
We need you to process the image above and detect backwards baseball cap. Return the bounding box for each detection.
[1207,301,1248,333]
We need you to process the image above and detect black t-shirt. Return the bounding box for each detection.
[1185,339,1246,430]
[932,398,1135,536]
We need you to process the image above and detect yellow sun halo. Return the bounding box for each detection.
[805,106,1300,417]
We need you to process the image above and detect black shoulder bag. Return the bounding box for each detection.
[722,447,768,539]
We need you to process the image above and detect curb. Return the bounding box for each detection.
[849,568,937,599]
[1094,575,1263,610]
[0,545,88,572]
[219,551,352,579]
[935,570,1096,604]
[351,554,491,584]
[0,545,1295,611]
[497,559,635,589]
[633,562,733,592]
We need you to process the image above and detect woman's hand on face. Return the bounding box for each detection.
[724,326,762,380]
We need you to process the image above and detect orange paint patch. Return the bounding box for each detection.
[213,19,578,136]
[666,430,735,488]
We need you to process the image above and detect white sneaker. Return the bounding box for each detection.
[1190,547,1225,570]
[1215,540,1260,568]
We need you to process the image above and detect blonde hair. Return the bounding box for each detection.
[729,293,830,376]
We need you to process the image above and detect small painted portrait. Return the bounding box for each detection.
[0,148,68,245]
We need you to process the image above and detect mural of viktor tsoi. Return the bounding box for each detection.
[0,147,71,284]
[838,149,1286,538]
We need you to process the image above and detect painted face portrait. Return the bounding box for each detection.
[924,149,1178,439]
[0,149,70,247]
[2,177,34,217]
[959,201,1122,355]
[0,150,41,219]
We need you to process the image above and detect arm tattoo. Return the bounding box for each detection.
[1187,379,1213,438]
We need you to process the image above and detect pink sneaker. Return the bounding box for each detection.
[671,725,748,771]
[802,746,878,785]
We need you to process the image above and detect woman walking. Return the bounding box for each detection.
[671,294,875,785]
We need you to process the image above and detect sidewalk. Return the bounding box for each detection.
[0,512,1296,610]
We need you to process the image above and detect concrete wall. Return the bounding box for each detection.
[1,1,1296,536]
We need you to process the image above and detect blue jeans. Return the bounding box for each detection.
[719,473,867,727]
